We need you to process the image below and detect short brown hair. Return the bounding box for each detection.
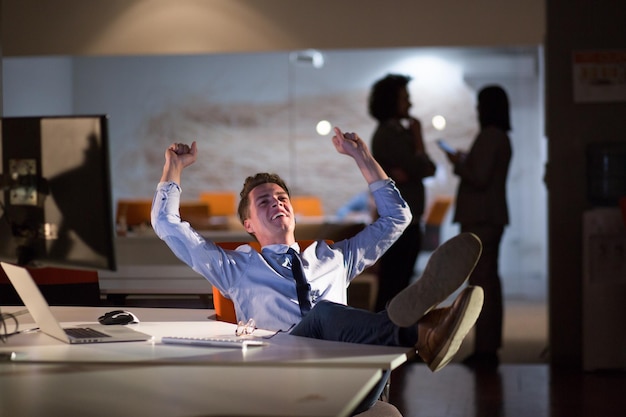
[237,173,290,223]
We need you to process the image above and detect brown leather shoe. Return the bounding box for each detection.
[387,233,482,327]
[416,285,484,372]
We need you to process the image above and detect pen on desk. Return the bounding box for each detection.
[18,327,40,334]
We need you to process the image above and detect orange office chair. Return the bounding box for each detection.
[116,199,152,229]
[213,240,330,323]
[290,196,324,217]
[198,191,237,217]
[422,196,453,251]
[179,201,211,229]
[117,199,211,230]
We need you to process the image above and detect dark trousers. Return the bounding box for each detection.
[461,223,505,354]
[374,223,422,312]
[290,300,414,345]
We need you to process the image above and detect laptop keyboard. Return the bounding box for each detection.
[65,327,111,339]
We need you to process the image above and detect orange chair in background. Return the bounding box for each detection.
[213,240,330,323]
[116,199,211,231]
[422,196,453,251]
[116,199,152,228]
[291,196,324,217]
[179,201,211,229]
[199,191,237,217]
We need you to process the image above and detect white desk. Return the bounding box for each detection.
[99,233,214,297]
[0,306,411,416]
[1,306,411,369]
[0,363,382,417]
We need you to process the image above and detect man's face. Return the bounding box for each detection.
[243,182,296,245]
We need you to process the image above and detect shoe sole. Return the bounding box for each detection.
[426,286,484,372]
[387,233,482,327]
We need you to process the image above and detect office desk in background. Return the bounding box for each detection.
[0,306,411,417]
[98,230,250,300]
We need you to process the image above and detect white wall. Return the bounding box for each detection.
[2,57,73,115]
[2,46,546,299]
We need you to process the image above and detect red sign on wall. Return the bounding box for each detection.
[573,50,626,103]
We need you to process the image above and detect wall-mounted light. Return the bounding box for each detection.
[432,115,447,131]
[316,120,332,136]
[289,49,325,68]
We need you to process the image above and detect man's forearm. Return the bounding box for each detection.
[356,153,388,185]
[160,161,183,184]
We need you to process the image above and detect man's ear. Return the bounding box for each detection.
[243,219,254,234]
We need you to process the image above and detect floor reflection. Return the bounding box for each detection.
[389,363,626,417]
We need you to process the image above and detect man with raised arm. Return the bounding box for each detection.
[152,127,483,412]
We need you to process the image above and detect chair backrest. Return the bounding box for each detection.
[199,191,237,217]
[291,196,324,217]
[213,240,330,323]
[0,265,101,306]
[116,199,152,228]
[117,199,211,230]
[422,196,454,251]
[424,196,453,226]
[179,201,211,229]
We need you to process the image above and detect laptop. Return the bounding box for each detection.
[1,262,152,344]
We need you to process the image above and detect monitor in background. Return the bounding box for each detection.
[0,116,116,271]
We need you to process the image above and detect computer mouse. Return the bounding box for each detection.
[98,310,140,325]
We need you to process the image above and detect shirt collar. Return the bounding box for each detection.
[262,242,301,254]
